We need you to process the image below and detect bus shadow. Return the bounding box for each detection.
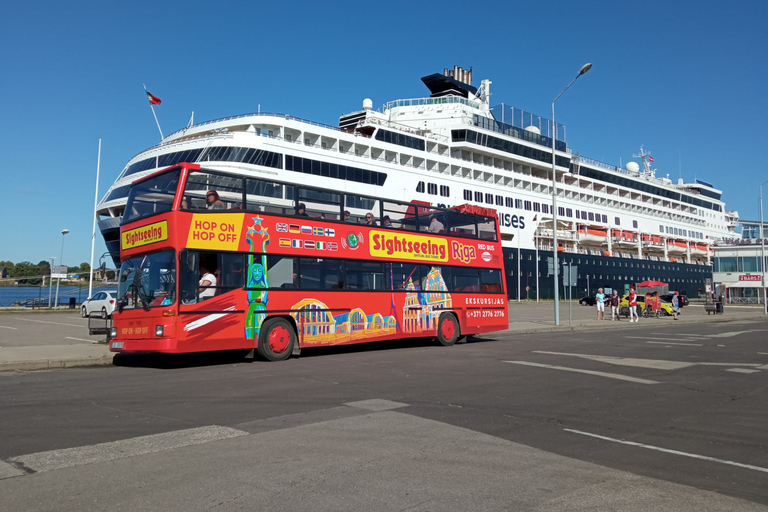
[111,335,501,368]
[296,334,499,359]
[112,350,252,370]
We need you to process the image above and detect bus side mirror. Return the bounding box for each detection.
[181,251,198,274]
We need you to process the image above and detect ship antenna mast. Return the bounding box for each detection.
[633,146,656,177]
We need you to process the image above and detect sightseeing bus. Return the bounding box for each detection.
[109,163,508,361]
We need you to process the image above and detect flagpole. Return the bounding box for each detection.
[143,84,164,140]
[88,138,101,300]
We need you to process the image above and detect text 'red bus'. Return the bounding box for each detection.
[109,163,508,361]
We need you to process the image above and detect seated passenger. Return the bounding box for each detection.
[344,210,354,223]
[297,202,309,216]
[382,215,394,228]
[428,216,444,233]
[206,190,225,210]
[198,264,217,300]
[365,213,377,226]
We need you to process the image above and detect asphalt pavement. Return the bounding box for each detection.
[0,300,765,372]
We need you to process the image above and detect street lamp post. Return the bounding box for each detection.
[53,229,69,309]
[551,63,592,326]
[761,181,768,313]
[47,257,55,308]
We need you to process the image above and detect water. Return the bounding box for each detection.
[0,285,116,307]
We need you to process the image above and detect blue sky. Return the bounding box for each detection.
[1,0,766,267]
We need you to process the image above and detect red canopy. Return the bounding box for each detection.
[638,280,667,287]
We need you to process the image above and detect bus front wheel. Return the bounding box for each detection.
[257,318,296,362]
[436,313,460,347]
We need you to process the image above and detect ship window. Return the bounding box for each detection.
[440,185,450,197]
[575,210,580,219]
[428,183,437,195]
[515,199,522,209]
[417,182,425,193]
[602,215,607,223]
[633,220,638,228]
[542,204,549,214]
[659,225,664,232]
[533,203,540,212]
[524,201,531,211]
[485,193,493,204]
[506,197,513,208]
[558,207,565,216]
[566,208,572,217]
[475,191,483,202]
[496,195,503,206]
[588,212,594,221]
[615,217,620,225]
[464,189,472,200]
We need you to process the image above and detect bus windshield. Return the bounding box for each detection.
[123,168,180,224]
[117,250,176,310]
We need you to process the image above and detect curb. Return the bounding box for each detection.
[0,356,114,373]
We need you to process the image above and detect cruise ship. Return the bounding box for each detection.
[97,66,739,299]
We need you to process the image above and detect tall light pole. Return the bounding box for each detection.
[53,229,69,309]
[551,63,592,326]
[761,180,767,313]
[47,257,55,308]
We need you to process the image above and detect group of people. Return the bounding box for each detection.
[595,289,625,321]
[594,287,679,322]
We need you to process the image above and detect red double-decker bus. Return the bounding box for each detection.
[109,163,508,361]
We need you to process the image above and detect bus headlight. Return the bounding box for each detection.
[155,325,164,337]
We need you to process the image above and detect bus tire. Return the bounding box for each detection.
[257,317,295,362]
[436,313,459,347]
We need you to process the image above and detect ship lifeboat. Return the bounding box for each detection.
[666,240,688,254]
[642,234,665,250]
[577,227,608,244]
[690,243,708,256]
[612,230,638,248]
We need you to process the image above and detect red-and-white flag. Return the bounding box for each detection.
[648,156,654,162]
[146,91,161,105]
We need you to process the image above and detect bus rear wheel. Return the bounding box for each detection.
[436,313,459,347]
[257,318,296,362]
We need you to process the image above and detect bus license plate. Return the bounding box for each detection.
[111,342,124,349]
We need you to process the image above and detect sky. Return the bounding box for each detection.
[1,0,767,268]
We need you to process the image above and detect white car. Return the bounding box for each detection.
[81,290,117,318]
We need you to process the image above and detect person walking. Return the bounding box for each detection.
[672,291,680,320]
[610,289,621,321]
[595,288,605,320]
[628,288,639,323]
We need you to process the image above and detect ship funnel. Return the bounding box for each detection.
[444,65,472,86]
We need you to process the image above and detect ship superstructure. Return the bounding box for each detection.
[96,66,738,297]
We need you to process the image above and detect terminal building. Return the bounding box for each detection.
[712,219,766,303]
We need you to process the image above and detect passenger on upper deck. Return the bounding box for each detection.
[428,216,444,233]
[206,190,225,210]
[382,215,393,228]
[365,213,377,226]
[297,203,309,216]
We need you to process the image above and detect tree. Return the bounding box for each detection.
[38,260,51,275]
[106,270,116,280]
[12,261,40,278]
[0,261,15,276]
[79,262,90,273]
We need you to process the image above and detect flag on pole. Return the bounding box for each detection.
[146,91,162,105]
[648,156,654,162]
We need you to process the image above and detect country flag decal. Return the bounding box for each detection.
[279,238,291,247]
[301,226,313,234]
[289,224,301,233]
[276,223,289,232]
[313,227,324,236]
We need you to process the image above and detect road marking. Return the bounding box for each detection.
[9,425,248,474]
[564,428,768,474]
[65,337,100,343]
[759,352,768,355]
[0,325,18,330]
[533,351,693,370]
[14,318,83,328]
[504,361,659,384]
[725,368,761,374]
[646,341,703,347]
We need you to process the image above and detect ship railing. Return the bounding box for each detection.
[164,112,342,141]
[385,96,482,111]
